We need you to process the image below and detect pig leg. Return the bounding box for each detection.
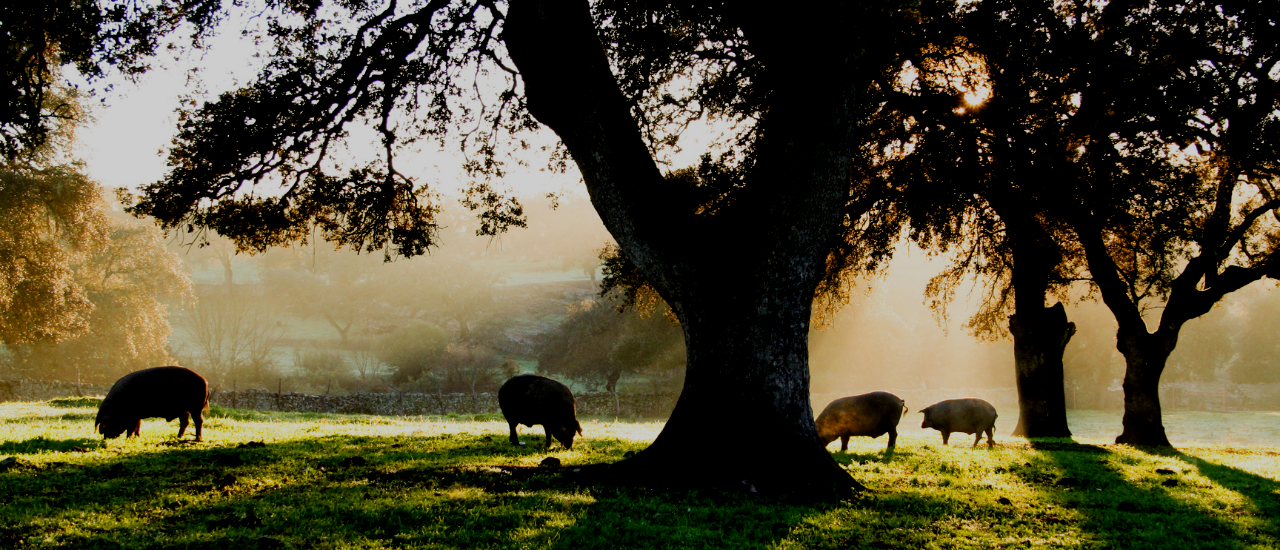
[178,411,189,438]
[508,422,525,446]
[544,427,554,449]
[941,431,950,445]
[840,435,850,452]
[129,420,142,438]
[973,431,982,447]
[985,427,994,448]
[193,410,203,442]
[886,428,897,450]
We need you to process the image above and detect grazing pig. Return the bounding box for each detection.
[95,366,209,442]
[498,374,582,449]
[816,391,907,452]
[920,398,998,448]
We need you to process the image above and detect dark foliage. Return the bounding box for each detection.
[0,0,221,161]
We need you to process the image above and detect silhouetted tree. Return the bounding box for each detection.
[889,0,1091,438]
[120,0,917,495]
[1048,1,1280,446]
[0,1,221,162]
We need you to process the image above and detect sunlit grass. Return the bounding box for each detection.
[2,400,1277,549]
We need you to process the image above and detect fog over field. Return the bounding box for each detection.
[7,187,1278,420]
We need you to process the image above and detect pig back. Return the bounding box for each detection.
[98,366,208,423]
[816,391,905,439]
[928,398,997,433]
[498,374,576,427]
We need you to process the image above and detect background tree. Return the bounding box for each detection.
[21,217,193,384]
[0,165,105,351]
[1054,0,1280,446]
[1226,286,1280,384]
[889,0,1092,438]
[376,321,451,387]
[260,242,390,346]
[180,293,286,387]
[537,296,685,393]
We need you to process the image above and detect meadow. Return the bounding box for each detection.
[1,399,1277,549]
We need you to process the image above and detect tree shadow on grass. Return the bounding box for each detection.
[1176,452,1280,542]
[0,432,628,549]
[0,428,850,550]
[1026,439,1248,549]
[0,436,104,454]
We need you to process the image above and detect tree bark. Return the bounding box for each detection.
[1113,330,1175,446]
[612,284,858,496]
[1008,302,1075,437]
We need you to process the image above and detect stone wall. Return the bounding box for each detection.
[208,389,681,418]
[0,379,111,402]
[6,378,1278,416]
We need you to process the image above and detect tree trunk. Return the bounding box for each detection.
[989,191,1075,438]
[1113,330,1175,446]
[323,312,351,346]
[1009,302,1075,437]
[613,291,860,497]
[604,367,621,393]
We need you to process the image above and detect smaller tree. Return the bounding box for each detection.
[293,347,353,393]
[0,165,106,350]
[23,218,193,383]
[537,296,685,393]
[181,292,286,387]
[1058,1,1280,446]
[377,321,451,387]
[1228,286,1280,384]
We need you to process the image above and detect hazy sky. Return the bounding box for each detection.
[68,14,593,199]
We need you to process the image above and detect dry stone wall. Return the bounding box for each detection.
[210,389,681,419]
[0,379,111,402]
[7,378,1279,416]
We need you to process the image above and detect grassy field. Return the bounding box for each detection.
[2,399,1277,549]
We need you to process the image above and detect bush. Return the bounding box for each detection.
[378,322,451,384]
[293,347,354,393]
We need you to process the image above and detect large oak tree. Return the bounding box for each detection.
[117,0,917,495]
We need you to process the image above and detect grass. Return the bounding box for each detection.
[1,401,1277,549]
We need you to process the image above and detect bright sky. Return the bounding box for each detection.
[69,14,600,200]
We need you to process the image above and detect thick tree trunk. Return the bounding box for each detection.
[1009,302,1075,437]
[996,206,1074,439]
[613,290,859,497]
[1113,331,1175,446]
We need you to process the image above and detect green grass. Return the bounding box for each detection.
[1,401,1277,549]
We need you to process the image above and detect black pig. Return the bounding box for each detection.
[498,374,582,449]
[920,398,998,447]
[815,391,907,452]
[95,366,209,442]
